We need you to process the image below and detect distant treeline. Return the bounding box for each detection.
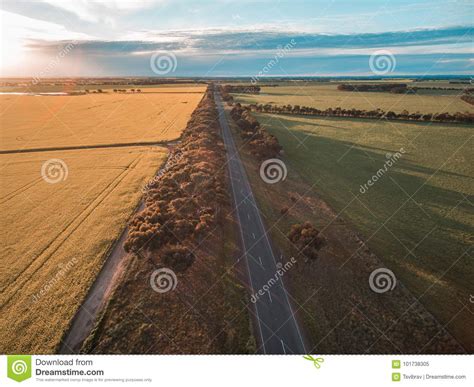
[245,103,474,124]
[412,86,473,92]
[123,86,228,272]
[82,88,142,93]
[337,83,415,94]
[112,89,141,93]
[221,85,261,94]
[338,83,474,95]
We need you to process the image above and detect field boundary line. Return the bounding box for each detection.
[0,141,174,155]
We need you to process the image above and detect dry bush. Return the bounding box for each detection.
[123,87,228,268]
[160,244,195,272]
[288,222,324,260]
[230,104,283,159]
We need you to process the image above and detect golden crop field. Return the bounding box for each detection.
[233,83,473,114]
[0,146,167,353]
[0,86,204,151]
[0,83,207,93]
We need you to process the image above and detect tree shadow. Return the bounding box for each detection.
[263,114,473,279]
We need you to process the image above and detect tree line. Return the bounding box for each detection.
[246,103,474,124]
[113,89,141,93]
[338,83,474,95]
[123,87,228,272]
[337,83,415,94]
[221,87,325,261]
[220,86,472,123]
[221,84,261,94]
[230,103,282,159]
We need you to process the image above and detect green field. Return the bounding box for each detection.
[255,112,473,349]
[233,82,472,114]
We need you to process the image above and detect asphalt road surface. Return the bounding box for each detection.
[215,90,307,354]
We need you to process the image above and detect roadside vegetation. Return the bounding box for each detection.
[84,87,254,354]
[229,103,282,159]
[225,92,326,263]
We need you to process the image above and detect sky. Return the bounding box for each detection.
[0,0,472,77]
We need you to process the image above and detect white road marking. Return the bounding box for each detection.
[247,213,251,220]
[252,232,256,239]
[217,93,267,355]
[258,256,262,265]
[268,291,272,303]
[216,91,306,354]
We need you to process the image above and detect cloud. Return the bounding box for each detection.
[24,25,472,55]
[2,21,472,76]
[1,10,92,42]
[40,0,166,23]
[0,9,92,72]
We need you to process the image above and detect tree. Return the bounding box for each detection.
[288,222,324,260]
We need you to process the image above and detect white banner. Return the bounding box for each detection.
[1,355,471,386]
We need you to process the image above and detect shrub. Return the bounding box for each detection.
[161,244,195,272]
[123,86,228,268]
[288,222,324,260]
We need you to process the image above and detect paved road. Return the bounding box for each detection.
[215,91,306,354]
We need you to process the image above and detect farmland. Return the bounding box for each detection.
[232,82,473,114]
[0,84,205,353]
[229,103,473,351]
[0,146,167,353]
[0,86,205,151]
